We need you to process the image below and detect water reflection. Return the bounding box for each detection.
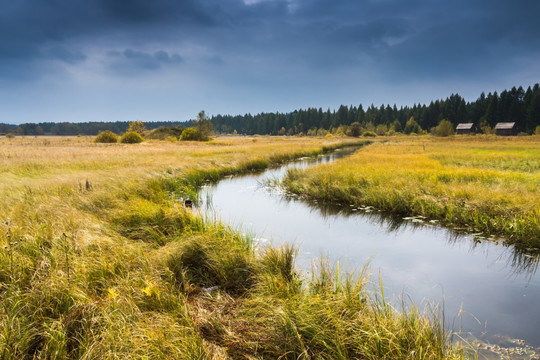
[505,249,540,280]
[279,191,540,278]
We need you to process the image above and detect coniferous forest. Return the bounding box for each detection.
[2,84,540,136]
[210,84,540,135]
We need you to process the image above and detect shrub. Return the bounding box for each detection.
[6,133,15,139]
[146,126,184,140]
[347,122,363,137]
[94,130,118,143]
[435,119,454,137]
[535,125,540,135]
[362,131,377,137]
[120,131,144,144]
[375,124,388,136]
[180,127,209,141]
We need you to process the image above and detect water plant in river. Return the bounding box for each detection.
[283,136,540,248]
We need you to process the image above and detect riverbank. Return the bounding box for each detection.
[283,136,540,249]
[0,136,463,359]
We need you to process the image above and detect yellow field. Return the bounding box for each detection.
[284,135,540,247]
[0,136,349,191]
[0,135,463,359]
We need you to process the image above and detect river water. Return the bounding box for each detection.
[196,148,540,351]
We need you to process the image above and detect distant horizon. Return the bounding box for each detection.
[2,82,538,126]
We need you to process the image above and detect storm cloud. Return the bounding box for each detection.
[1,0,539,123]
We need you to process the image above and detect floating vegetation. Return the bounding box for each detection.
[472,336,540,360]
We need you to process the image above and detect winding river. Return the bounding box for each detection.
[196,148,540,352]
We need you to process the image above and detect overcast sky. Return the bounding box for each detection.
[1,0,539,124]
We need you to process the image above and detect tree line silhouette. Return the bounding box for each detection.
[211,84,540,135]
[2,84,539,136]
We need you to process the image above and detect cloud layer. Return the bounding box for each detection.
[1,0,539,123]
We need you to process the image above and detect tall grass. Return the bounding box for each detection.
[284,136,540,248]
[0,136,464,359]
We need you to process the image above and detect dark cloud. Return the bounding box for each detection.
[106,49,183,74]
[0,0,539,95]
[43,46,87,64]
[372,0,540,80]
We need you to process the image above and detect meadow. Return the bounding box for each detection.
[0,136,463,359]
[283,135,540,249]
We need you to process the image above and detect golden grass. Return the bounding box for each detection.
[0,135,465,359]
[0,136,353,199]
[284,135,540,247]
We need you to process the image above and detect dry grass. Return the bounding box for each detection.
[0,135,464,359]
[284,135,540,247]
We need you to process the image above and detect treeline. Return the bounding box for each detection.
[211,84,540,135]
[2,84,540,136]
[0,121,186,136]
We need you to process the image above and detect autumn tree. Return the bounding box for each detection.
[195,111,213,138]
[404,117,422,134]
[434,119,454,137]
[128,121,147,135]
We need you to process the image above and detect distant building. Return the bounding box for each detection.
[495,122,517,136]
[456,123,475,135]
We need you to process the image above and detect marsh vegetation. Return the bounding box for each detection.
[0,136,466,359]
[284,136,540,248]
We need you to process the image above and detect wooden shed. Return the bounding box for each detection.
[455,123,475,135]
[495,122,517,136]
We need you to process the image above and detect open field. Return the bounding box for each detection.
[284,135,540,248]
[0,136,463,359]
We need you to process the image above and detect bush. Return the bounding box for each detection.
[535,125,540,135]
[375,124,388,136]
[180,127,209,141]
[5,133,15,139]
[435,119,454,137]
[94,130,118,143]
[120,131,144,144]
[362,131,377,137]
[146,126,184,140]
[347,122,363,137]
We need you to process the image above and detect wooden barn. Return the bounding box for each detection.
[455,123,475,135]
[495,122,517,136]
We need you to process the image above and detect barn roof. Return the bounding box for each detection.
[495,122,516,129]
[456,123,474,130]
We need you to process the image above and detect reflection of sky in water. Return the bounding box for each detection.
[197,150,540,347]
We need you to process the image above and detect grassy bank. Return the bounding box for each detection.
[283,136,540,248]
[0,136,463,359]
